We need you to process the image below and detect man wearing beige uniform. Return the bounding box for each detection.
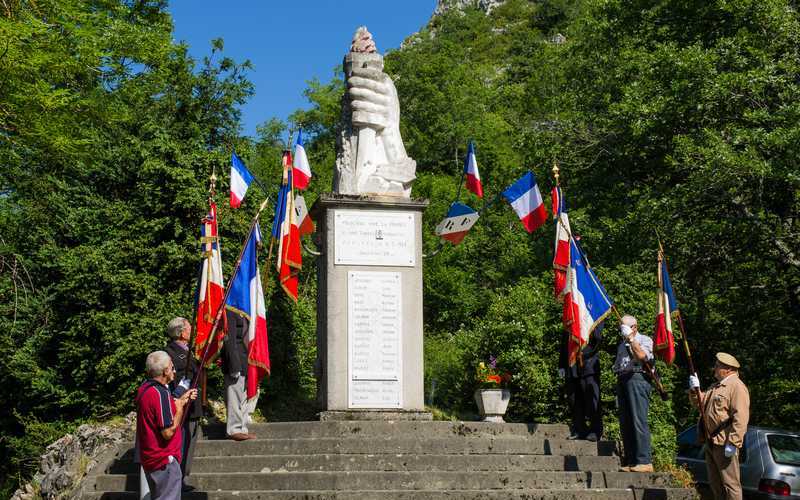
[689,353,750,500]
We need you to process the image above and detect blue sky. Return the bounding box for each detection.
[168,1,437,138]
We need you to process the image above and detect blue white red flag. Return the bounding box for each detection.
[230,152,254,209]
[274,151,302,302]
[463,142,483,198]
[501,171,548,233]
[293,129,312,190]
[654,249,678,365]
[225,223,270,400]
[562,237,613,366]
[194,201,226,364]
[435,202,480,245]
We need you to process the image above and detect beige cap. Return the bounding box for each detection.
[716,352,740,369]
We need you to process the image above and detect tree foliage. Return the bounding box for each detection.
[2,0,799,493]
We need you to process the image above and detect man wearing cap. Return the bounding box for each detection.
[689,353,750,500]
[612,314,655,473]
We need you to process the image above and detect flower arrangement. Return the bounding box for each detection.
[475,355,512,389]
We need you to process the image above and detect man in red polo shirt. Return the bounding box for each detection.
[136,351,197,499]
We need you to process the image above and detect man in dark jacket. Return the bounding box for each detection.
[558,322,604,441]
[222,309,257,440]
[164,317,203,492]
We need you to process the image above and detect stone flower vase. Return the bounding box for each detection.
[474,388,511,423]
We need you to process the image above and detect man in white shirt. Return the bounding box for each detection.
[612,315,655,472]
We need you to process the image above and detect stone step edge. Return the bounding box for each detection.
[83,487,696,499]
[118,437,616,446]
[112,452,621,460]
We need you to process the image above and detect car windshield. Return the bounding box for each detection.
[767,434,800,466]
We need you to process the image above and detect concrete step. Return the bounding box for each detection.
[116,437,615,457]
[107,453,622,474]
[84,488,696,500]
[200,421,572,440]
[92,471,679,492]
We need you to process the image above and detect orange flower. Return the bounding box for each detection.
[487,374,501,384]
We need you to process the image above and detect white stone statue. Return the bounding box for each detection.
[334,27,416,198]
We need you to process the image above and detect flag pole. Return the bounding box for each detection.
[268,147,291,265]
[658,240,708,437]
[191,197,271,389]
[549,166,668,400]
[454,141,467,203]
[186,170,218,382]
[551,161,584,368]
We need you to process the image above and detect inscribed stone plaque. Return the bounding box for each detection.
[335,210,415,266]
[348,271,402,408]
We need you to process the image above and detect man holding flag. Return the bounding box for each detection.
[222,222,270,441]
[553,188,604,442]
[559,234,612,442]
[613,315,655,473]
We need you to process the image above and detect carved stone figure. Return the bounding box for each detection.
[334,27,416,198]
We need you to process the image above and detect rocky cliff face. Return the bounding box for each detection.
[434,0,506,15]
[12,413,135,500]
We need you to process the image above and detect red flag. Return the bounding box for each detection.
[194,201,226,363]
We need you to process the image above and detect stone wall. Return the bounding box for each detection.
[12,412,135,500]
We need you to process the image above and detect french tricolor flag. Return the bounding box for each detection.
[654,250,678,365]
[463,142,483,198]
[230,152,254,209]
[562,237,613,366]
[435,202,480,245]
[501,171,548,233]
[293,130,312,190]
[225,223,270,400]
[194,202,225,364]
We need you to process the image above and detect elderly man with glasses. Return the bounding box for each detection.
[612,314,655,473]
[135,351,197,500]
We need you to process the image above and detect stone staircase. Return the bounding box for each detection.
[81,421,695,499]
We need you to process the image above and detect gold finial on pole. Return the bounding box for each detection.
[209,166,218,196]
[552,160,561,186]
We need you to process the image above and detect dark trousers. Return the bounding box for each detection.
[180,418,200,479]
[565,374,602,437]
[617,372,652,465]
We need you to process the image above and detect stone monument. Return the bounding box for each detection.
[311,27,430,420]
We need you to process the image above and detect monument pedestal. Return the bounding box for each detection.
[311,194,431,421]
